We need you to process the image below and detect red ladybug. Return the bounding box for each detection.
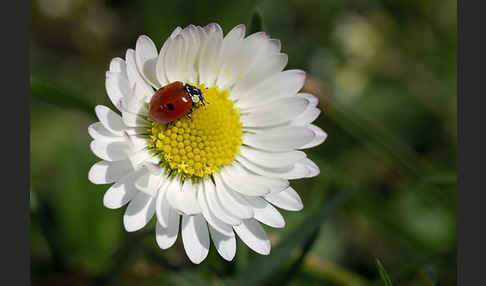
[149,81,204,124]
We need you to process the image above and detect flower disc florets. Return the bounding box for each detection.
[148,84,243,178]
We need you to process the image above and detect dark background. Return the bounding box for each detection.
[30,0,456,285]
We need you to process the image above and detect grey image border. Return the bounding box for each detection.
[458,0,486,285]
[2,0,30,285]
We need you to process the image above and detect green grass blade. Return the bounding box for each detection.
[247,9,264,34]
[232,190,353,286]
[376,259,393,286]
[278,228,321,286]
[30,76,96,118]
[327,100,423,179]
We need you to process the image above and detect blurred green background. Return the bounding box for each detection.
[30,0,457,285]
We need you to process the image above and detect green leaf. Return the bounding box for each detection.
[232,190,353,286]
[376,259,393,286]
[30,76,96,118]
[247,9,264,34]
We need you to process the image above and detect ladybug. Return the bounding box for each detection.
[149,81,205,124]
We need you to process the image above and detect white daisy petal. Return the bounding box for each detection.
[88,122,120,141]
[109,57,126,73]
[198,180,234,237]
[194,25,207,53]
[265,186,303,211]
[230,162,289,192]
[264,178,290,194]
[88,159,134,184]
[142,161,164,175]
[243,126,315,151]
[256,33,282,54]
[103,169,144,209]
[204,178,241,226]
[166,178,201,216]
[220,164,270,196]
[178,26,199,83]
[227,33,286,94]
[268,38,282,53]
[156,27,182,86]
[164,34,185,84]
[203,22,223,36]
[180,179,202,214]
[90,139,132,162]
[298,124,328,149]
[225,24,246,43]
[134,169,163,196]
[208,224,236,261]
[95,105,127,135]
[198,26,223,86]
[240,97,310,127]
[135,35,160,88]
[236,155,311,180]
[233,219,270,255]
[230,53,288,96]
[105,72,130,111]
[127,149,153,169]
[296,158,320,177]
[155,210,180,249]
[123,191,156,232]
[289,93,321,126]
[170,26,183,38]
[233,70,306,107]
[239,146,306,169]
[155,181,170,228]
[181,214,210,264]
[300,93,319,107]
[215,26,252,89]
[125,49,154,94]
[292,107,321,126]
[246,196,285,228]
[123,133,148,152]
[214,174,254,219]
[121,104,150,130]
[119,84,150,128]
[120,76,154,109]
[155,42,171,86]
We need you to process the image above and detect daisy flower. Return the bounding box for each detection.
[88,23,327,264]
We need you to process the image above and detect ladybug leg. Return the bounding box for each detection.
[199,95,207,106]
[185,109,193,120]
[164,121,175,130]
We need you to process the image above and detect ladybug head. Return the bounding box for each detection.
[184,83,204,104]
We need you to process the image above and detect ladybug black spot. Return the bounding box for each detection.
[167,103,175,111]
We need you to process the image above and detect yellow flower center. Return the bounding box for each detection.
[147,84,243,179]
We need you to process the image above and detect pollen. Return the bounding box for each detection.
[147,84,243,178]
